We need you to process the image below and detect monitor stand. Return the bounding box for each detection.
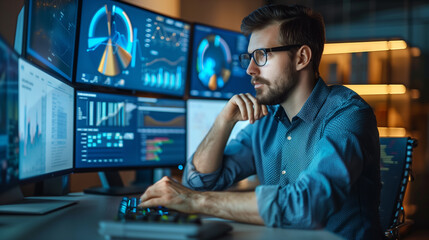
[83,171,151,196]
[0,186,77,215]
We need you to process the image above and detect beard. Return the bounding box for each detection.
[253,64,299,105]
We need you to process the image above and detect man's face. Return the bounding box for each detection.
[246,24,298,105]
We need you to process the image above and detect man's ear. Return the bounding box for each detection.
[295,45,312,72]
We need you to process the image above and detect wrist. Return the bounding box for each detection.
[215,114,237,131]
[190,191,207,214]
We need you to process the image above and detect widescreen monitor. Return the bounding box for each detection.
[0,36,19,193]
[75,0,191,97]
[186,99,249,159]
[18,58,74,180]
[25,0,78,82]
[189,24,254,99]
[75,91,186,169]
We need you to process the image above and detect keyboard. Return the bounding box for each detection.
[98,197,233,240]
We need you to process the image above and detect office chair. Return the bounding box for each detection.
[379,137,417,240]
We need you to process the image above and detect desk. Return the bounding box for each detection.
[0,193,343,240]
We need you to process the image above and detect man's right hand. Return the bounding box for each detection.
[219,93,268,124]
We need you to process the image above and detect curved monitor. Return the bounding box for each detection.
[75,91,186,170]
[25,0,79,82]
[18,58,74,180]
[0,36,19,193]
[189,24,254,99]
[75,0,191,97]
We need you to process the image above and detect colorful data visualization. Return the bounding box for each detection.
[76,0,190,96]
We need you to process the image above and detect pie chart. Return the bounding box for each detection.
[196,34,232,91]
[87,5,134,76]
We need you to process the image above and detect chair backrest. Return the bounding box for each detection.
[379,137,416,233]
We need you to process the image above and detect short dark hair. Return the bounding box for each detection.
[241,4,325,78]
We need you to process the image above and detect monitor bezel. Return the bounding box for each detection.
[72,89,187,173]
[17,58,75,184]
[74,0,192,98]
[23,0,80,84]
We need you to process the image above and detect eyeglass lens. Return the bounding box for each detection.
[239,54,251,69]
[239,49,267,69]
[253,49,266,66]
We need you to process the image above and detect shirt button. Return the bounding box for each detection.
[287,135,292,141]
[281,170,286,175]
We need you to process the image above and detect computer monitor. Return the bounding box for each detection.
[0,54,76,215]
[186,99,249,159]
[75,0,191,97]
[189,24,254,99]
[18,58,74,180]
[75,91,186,169]
[0,36,19,194]
[25,0,79,82]
[379,137,415,231]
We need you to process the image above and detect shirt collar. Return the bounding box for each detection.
[267,77,330,123]
[296,77,330,122]
[269,105,285,122]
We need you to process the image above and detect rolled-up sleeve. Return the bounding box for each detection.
[182,126,256,191]
[256,105,378,229]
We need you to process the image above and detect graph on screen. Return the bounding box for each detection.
[75,92,186,169]
[18,59,74,179]
[190,24,254,99]
[145,137,173,161]
[196,34,232,91]
[143,115,185,128]
[19,69,47,176]
[87,4,133,76]
[76,0,190,96]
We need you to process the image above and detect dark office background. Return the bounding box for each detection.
[1,0,428,238]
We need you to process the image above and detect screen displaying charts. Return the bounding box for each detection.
[18,58,74,179]
[75,91,186,169]
[0,36,19,192]
[189,24,254,99]
[76,0,191,97]
[26,0,78,82]
[186,99,249,159]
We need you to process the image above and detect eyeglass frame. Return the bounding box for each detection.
[239,44,302,69]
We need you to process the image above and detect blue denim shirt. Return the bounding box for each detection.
[183,78,383,240]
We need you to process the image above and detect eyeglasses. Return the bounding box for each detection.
[239,45,302,69]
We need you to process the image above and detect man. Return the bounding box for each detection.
[140,4,382,240]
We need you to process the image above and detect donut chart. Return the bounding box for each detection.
[196,34,232,91]
[87,5,134,76]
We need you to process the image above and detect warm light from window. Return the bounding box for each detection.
[378,127,407,137]
[323,40,407,55]
[343,84,406,95]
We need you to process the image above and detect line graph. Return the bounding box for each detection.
[145,56,185,67]
[95,102,125,127]
[86,100,135,127]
